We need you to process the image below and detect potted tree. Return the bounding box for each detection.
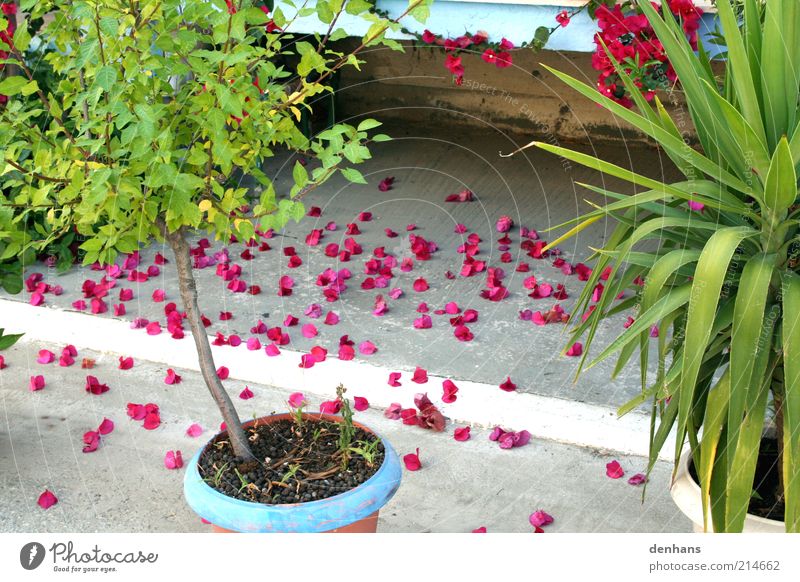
[0,0,430,532]
[506,0,799,532]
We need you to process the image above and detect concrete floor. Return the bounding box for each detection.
[0,340,691,533]
[2,124,679,412]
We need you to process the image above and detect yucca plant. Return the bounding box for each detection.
[512,0,800,532]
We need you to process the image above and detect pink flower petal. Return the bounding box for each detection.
[412,278,429,292]
[499,377,516,392]
[403,448,422,471]
[37,489,58,509]
[472,526,487,533]
[265,343,281,357]
[164,369,182,385]
[353,396,369,411]
[384,402,402,420]
[186,423,203,438]
[29,375,45,391]
[412,367,428,384]
[628,473,647,486]
[152,289,166,302]
[302,324,318,338]
[239,386,254,400]
[320,399,342,414]
[299,353,316,369]
[358,341,377,355]
[529,510,554,528]
[146,321,162,335]
[288,392,306,408]
[606,460,625,479]
[164,450,184,470]
[217,366,230,380]
[565,342,583,357]
[36,350,55,364]
[97,418,115,435]
[84,375,109,395]
[324,311,340,325]
[453,426,471,441]
[442,379,458,403]
[82,430,100,453]
[388,372,402,387]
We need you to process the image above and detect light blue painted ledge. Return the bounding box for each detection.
[275,1,720,53]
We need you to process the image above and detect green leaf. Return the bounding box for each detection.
[94,65,118,92]
[782,272,800,532]
[0,330,24,351]
[357,119,382,132]
[292,161,308,190]
[676,227,757,463]
[762,136,797,217]
[0,76,29,96]
[340,167,367,184]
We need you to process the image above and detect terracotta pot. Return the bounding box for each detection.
[670,450,785,533]
[184,413,401,533]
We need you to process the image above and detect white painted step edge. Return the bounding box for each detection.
[0,298,675,460]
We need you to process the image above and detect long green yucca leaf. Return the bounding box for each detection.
[587,285,691,369]
[619,384,659,417]
[742,0,764,109]
[534,140,752,205]
[646,392,680,482]
[577,179,750,218]
[724,311,776,532]
[715,0,768,146]
[781,272,800,532]
[675,227,758,462]
[642,249,702,313]
[576,216,717,374]
[763,136,798,218]
[789,123,800,174]
[727,254,775,480]
[594,249,668,269]
[784,1,800,132]
[540,215,603,252]
[654,95,697,178]
[760,1,790,149]
[699,370,731,532]
[635,0,740,177]
[535,67,753,195]
[709,423,729,531]
[702,79,770,182]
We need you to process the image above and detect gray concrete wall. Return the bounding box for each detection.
[335,41,696,146]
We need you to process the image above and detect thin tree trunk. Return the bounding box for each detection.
[165,227,253,459]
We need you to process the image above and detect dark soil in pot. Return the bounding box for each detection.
[688,437,785,521]
[198,416,385,505]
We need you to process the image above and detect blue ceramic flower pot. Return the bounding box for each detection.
[183,413,402,533]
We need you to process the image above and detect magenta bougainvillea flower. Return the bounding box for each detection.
[556,10,570,27]
[358,341,377,355]
[239,386,254,400]
[628,473,647,486]
[529,510,554,528]
[442,379,459,403]
[496,215,513,233]
[37,489,58,510]
[378,176,395,191]
[388,372,402,387]
[186,423,203,438]
[453,426,471,441]
[489,426,530,449]
[83,430,100,453]
[565,342,583,357]
[499,377,517,392]
[414,393,446,431]
[353,396,369,412]
[384,402,403,420]
[164,450,184,470]
[29,375,45,391]
[472,526,487,533]
[164,369,182,385]
[445,189,474,203]
[403,448,422,471]
[320,399,342,414]
[85,375,109,395]
[606,460,625,479]
[412,367,428,384]
[36,349,55,364]
[98,418,114,435]
[288,392,306,408]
